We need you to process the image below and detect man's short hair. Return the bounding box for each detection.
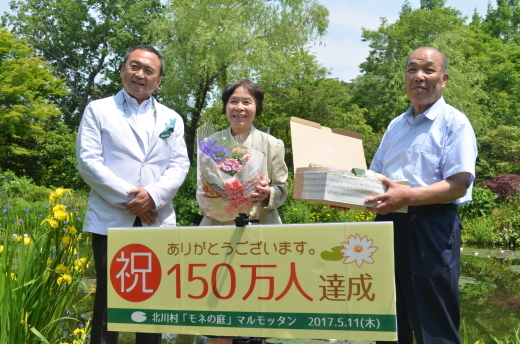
[122,45,165,76]
[221,79,265,117]
[406,46,448,75]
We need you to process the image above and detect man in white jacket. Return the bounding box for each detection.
[77,45,190,344]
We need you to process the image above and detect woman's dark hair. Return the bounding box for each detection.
[221,79,264,117]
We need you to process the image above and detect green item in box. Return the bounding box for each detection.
[351,167,366,176]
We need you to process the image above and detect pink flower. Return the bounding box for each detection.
[232,164,243,172]
[225,158,238,165]
[216,162,224,168]
[222,165,232,171]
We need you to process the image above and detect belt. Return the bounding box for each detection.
[407,203,458,214]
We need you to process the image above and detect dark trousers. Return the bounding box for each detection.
[90,217,162,344]
[376,205,461,344]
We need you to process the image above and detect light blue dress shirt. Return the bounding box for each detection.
[370,97,477,206]
[122,89,156,153]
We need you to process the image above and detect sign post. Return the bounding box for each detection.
[107,222,396,341]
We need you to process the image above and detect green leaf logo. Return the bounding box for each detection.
[320,246,344,261]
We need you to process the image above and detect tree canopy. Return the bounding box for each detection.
[4,0,520,187]
[346,1,520,183]
[150,0,329,162]
[0,29,68,176]
[3,0,163,126]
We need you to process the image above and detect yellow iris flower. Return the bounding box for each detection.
[40,218,59,228]
[67,226,78,235]
[57,274,72,285]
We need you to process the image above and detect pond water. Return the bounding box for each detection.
[81,245,520,344]
[459,245,520,343]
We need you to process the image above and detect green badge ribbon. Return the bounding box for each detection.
[160,118,177,139]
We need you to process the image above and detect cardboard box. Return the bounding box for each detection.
[291,116,408,213]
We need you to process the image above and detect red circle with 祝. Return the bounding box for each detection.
[110,243,162,302]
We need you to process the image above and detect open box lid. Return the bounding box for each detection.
[290,116,367,171]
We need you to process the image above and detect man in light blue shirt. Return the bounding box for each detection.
[367,47,477,344]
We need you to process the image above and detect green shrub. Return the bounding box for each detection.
[279,197,376,224]
[459,185,498,220]
[0,170,52,200]
[278,198,315,224]
[0,170,34,195]
[462,217,497,245]
[480,193,520,246]
[174,166,203,226]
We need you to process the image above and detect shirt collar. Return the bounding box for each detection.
[121,89,153,111]
[404,97,446,123]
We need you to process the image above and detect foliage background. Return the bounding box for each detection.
[4,1,520,341]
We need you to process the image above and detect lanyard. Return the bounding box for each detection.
[122,92,174,139]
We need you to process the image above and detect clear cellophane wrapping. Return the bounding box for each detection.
[196,121,268,222]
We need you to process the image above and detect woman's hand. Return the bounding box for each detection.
[250,181,270,203]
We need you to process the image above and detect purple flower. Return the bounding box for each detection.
[77,217,82,221]
[199,138,229,163]
[18,219,24,223]
[63,221,69,224]
[39,214,44,217]
[23,209,29,212]
[2,209,7,213]
[3,217,7,220]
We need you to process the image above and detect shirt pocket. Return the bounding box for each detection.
[410,144,441,176]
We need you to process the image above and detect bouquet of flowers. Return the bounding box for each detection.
[196,121,267,222]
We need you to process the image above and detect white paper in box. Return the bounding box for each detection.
[302,171,408,213]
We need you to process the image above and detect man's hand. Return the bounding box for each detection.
[365,178,410,215]
[250,181,270,204]
[125,188,158,225]
[365,173,472,215]
[138,209,159,225]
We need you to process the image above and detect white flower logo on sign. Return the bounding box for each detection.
[340,234,378,267]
